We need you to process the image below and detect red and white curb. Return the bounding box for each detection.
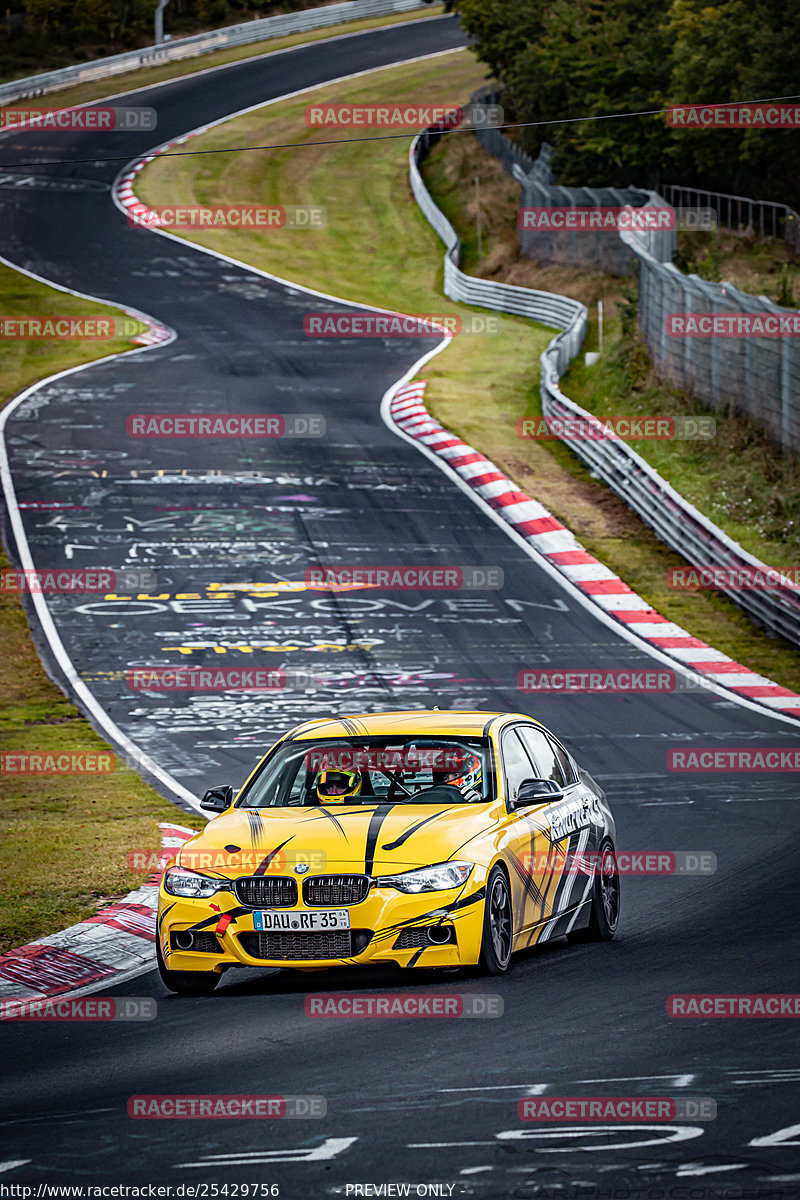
[0,823,196,1000]
[114,148,186,347]
[116,133,197,233]
[391,380,800,715]
[129,315,171,347]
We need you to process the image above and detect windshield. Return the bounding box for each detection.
[237,736,496,808]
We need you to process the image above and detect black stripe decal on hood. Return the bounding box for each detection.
[254,838,294,876]
[246,810,263,848]
[306,805,349,840]
[381,811,441,852]
[364,804,399,875]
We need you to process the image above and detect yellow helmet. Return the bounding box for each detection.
[314,767,362,805]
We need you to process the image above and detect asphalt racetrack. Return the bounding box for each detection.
[1,13,799,1195]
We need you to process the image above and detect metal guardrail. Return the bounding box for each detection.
[0,0,428,104]
[661,183,799,253]
[411,120,800,647]
[411,125,585,335]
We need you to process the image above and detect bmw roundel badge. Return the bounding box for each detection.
[294,863,310,874]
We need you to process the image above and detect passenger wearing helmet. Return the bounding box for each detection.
[436,752,483,802]
[313,767,362,805]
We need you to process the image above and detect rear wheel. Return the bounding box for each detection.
[478,866,514,974]
[567,840,620,942]
[156,934,220,995]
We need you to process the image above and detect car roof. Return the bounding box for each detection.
[284,710,544,741]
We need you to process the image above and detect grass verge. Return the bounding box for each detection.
[0,266,192,954]
[136,50,800,695]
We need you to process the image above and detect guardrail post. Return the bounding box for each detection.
[782,335,792,455]
[154,0,171,46]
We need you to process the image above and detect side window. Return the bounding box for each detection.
[517,726,567,787]
[501,729,536,805]
[549,736,577,785]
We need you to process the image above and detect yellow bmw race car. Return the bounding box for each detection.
[156,710,619,993]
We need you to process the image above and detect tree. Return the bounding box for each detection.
[663,0,800,206]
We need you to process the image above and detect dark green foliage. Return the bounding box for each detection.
[449,0,800,209]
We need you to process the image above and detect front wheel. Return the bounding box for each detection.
[478,866,514,974]
[567,840,620,942]
[156,934,220,995]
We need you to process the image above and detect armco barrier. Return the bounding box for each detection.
[0,0,428,105]
[412,123,800,647]
[411,124,585,335]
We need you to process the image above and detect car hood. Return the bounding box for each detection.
[178,802,501,876]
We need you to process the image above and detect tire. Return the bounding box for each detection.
[567,840,620,943]
[478,865,514,975]
[156,933,220,995]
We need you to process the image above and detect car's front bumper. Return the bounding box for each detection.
[158,877,487,973]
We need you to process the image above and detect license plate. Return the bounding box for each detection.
[253,909,351,931]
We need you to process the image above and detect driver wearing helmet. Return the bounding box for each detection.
[313,766,362,805]
[435,752,483,802]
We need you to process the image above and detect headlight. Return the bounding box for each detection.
[375,862,473,893]
[164,867,228,898]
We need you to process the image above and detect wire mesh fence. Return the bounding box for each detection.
[471,87,800,456]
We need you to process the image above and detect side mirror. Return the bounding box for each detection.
[514,778,565,808]
[200,784,234,812]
